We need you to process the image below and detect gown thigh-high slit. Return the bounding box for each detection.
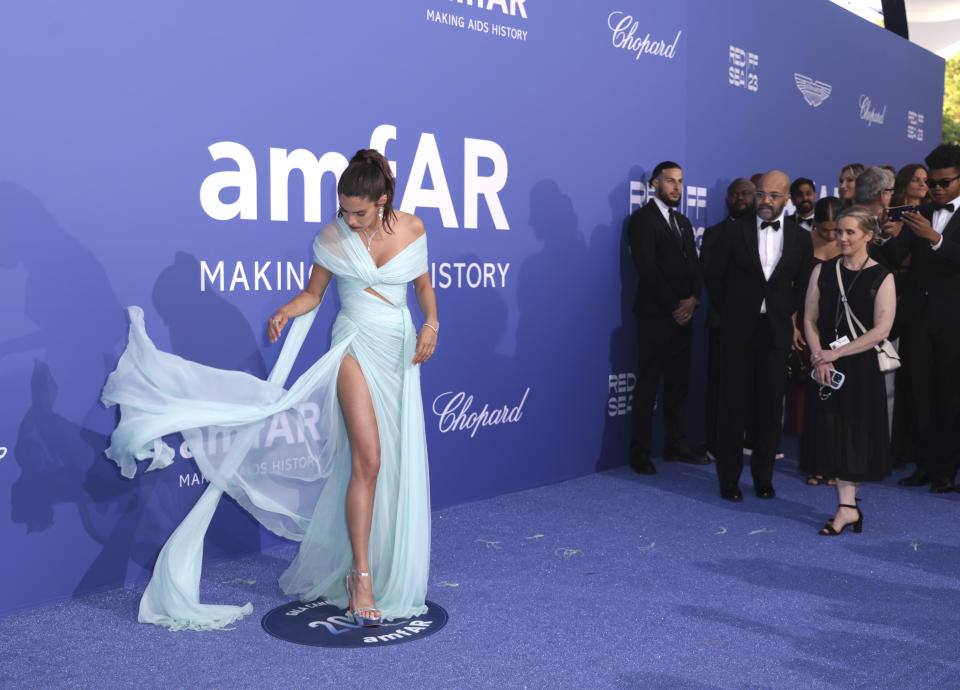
[101,217,431,628]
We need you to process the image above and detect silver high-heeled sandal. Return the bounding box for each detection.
[345,569,381,626]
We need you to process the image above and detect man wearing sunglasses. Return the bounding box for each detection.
[884,144,960,494]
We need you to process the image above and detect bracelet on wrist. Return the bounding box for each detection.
[422,323,439,334]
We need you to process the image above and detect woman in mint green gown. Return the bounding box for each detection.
[102,150,439,629]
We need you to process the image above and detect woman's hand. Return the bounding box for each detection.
[810,347,838,367]
[268,310,289,343]
[413,325,437,364]
[813,362,836,386]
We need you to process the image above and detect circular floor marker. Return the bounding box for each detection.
[261,599,447,648]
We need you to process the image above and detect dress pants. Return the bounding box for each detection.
[904,319,960,482]
[629,315,693,461]
[705,326,720,456]
[706,326,756,455]
[716,315,788,490]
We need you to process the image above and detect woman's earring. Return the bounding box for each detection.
[377,206,384,220]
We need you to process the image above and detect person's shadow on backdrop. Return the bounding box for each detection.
[152,251,267,376]
[421,252,514,505]
[512,180,598,481]
[592,167,646,472]
[1,182,259,602]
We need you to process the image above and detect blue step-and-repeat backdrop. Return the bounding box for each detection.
[0,1,944,614]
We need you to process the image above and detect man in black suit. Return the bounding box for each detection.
[626,161,707,475]
[886,144,960,493]
[788,177,816,231]
[705,170,814,500]
[701,178,755,459]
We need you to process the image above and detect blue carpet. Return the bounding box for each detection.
[2,439,958,689]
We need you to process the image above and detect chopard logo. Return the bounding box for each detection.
[0,446,7,461]
[432,388,529,437]
[606,12,681,61]
[794,73,831,107]
[859,94,886,126]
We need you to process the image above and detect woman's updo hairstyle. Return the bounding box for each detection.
[813,196,843,223]
[338,149,397,231]
[836,205,881,245]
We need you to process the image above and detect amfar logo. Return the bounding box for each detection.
[859,95,886,127]
[432,388,529,437]
[606,12,682,61]
[448,0,527,18]
[794,73,832,107]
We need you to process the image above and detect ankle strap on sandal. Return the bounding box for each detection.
[351,569,371,577]
[838,503,859,509]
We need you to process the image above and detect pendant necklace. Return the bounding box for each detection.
[359,224,382,252]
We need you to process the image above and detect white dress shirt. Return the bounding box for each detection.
[757,212,785,313]
[653,196,681,236]
[930,194,960,251]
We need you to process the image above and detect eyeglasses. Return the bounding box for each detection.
[925,175,960,189]
[755,192,787,201]
[883,188,895,194]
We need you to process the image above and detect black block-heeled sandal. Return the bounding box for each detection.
[819,503,863,535]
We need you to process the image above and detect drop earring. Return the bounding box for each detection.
[377,206,384,220]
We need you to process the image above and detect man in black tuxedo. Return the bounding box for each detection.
[788,177,816,231]
[626,161,707,475]
[705,170,814,500]
[701,178,755,459]
[886,144,960,493]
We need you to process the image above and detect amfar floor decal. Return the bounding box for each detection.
[261,599,448,648]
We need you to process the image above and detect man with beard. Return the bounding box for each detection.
[886,144,960,493]
[626,161,706,475]
[705,170,814,500]
[701,178,755,459]
[789,177,817,231]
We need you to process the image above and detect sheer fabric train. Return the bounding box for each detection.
[101,218,431,629]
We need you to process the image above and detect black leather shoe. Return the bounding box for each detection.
[663,445,711,465]
[630,458,656,475]
[898,470,932,487]
[755,485,776,499]
[930,478,956,494]
[721,486,743,502]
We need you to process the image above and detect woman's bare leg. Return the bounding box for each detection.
[830,479,860,530]
[337,354,380,618]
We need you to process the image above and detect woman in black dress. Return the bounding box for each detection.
[798,197,843,485]
[802,206,897,535]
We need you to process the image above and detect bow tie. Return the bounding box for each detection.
[800,217,814,226]
[761,220,781,231]
[934,202,955,212]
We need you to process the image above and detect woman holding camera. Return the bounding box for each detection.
[802,206,896,535]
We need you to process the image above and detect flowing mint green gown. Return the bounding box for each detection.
[102,218,431,629]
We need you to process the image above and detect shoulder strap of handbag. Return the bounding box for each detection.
[835,259,882,354]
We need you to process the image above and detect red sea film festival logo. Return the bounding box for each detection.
[908,110,925,142]
[728,45,758,92]
[608,373,635,417]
